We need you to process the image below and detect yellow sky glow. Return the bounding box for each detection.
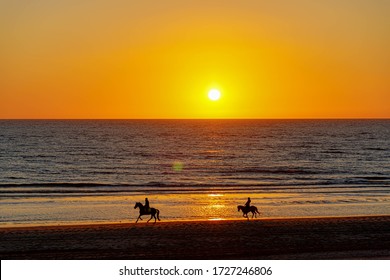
[1,0,389,119]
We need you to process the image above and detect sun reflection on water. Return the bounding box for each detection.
[207,194,224,197]
[208,218,226,221]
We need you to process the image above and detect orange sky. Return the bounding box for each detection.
[1,0,389,119]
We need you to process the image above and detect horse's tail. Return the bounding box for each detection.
[255,207,261,215]
[157,209,161,221]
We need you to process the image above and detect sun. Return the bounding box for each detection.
[208,89,221,101]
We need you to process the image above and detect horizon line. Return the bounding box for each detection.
[1,117,390,121]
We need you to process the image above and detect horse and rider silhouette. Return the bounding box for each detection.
[134,197,259,223]
[237,197,260,220]
[134,198,160,223]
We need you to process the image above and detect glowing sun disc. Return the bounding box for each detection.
[208,89,221,101]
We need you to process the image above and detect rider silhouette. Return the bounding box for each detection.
[245,197,251,210]
[144,197,150,214]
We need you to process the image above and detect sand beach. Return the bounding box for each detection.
[1,216,389,260]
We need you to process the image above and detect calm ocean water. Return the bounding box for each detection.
[1,120,389,226]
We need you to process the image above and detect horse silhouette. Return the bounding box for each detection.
[134,202,161,223]
[237,205,260,220]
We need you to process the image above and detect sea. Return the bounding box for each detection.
[0,119,389,226]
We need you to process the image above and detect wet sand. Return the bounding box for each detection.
[1,216,390,259]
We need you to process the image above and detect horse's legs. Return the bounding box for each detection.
[147,215,157,223]
[136,215,141,223]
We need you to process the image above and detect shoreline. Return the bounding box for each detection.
[1,215,390,259]
[1,214,390,230]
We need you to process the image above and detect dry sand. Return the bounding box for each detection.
[1,216,390,259]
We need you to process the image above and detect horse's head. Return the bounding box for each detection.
[237,206,241,212]
[134,202,141,209]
